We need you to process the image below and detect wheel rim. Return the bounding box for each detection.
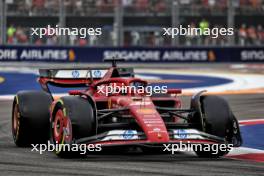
[53,110,64,143]
[53,109,72,144]
[12,103,20,141]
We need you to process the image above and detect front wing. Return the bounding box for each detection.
[75,129,226,147]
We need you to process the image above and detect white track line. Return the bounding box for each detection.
[136,69,264,93]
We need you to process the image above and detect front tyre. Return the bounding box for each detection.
[194,96,236,158]
[50,96,96,158]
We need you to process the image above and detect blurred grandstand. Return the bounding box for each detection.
[0,0,263,47]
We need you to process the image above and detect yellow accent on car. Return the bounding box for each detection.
[56,134,65,155]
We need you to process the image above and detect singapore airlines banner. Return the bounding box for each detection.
[0,46,263,62]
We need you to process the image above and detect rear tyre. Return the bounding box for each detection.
[194,96,234,158]
[12,91,52,147]
[50,96,96,158]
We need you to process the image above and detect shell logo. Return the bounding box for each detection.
[68,49,76,62]
[208,50,216,62]
[0,76,5,84]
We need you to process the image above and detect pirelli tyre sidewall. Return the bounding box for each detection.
[195,95,234,158]
[50,96,96,158]
[12,91,52,147]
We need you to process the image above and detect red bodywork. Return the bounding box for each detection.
[39,66,222,147]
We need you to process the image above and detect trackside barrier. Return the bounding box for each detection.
[0,46,264,63]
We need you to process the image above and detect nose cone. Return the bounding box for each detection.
[112,96,170,142]
[130,105,170,143]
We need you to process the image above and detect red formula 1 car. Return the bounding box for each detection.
[12,59,242,158]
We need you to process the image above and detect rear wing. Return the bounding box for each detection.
[39,68,108,80]
[38,67,134,90]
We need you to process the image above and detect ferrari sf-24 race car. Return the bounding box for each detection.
[12,59,242,158]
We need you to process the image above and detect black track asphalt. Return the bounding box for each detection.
[0,94,263,176]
